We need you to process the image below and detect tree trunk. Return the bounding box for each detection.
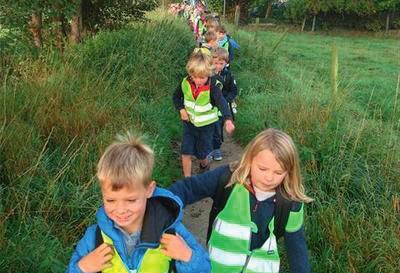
[55,14,68,53]
[234,5,240,29]
[301,16,306,32]
[28,12,42,48]
[265,1,272,19]
[386,13,390,33]
[70,1,82,44]
[236,0,249,22]
[223,0,226,17]
[311,14,316,32]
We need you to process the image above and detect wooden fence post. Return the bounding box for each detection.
[234,5,240,30]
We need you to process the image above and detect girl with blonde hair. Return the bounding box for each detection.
[169,128,312,273]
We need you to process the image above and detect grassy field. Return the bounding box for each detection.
[231,26,400,272]
[1,10,399,273]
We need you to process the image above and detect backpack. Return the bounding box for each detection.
[225,35,240,62]
[206,166,292,241]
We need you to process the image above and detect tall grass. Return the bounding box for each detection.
[1,14,193,272]
[232,27,400,272]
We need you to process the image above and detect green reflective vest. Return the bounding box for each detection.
[181,78,219,127]
[101,231,171,273]
[208,184,304,273]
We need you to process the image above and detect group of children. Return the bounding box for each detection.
[174,8,239,178]
[67,3,313,273]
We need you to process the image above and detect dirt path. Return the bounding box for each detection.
[181,134,243,246]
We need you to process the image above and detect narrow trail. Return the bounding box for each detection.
[181,134,243,246]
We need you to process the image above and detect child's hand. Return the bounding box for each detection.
[180,109,189,121]
[224,119,235,135]
[78,243,114,273]
[160,233,192,262]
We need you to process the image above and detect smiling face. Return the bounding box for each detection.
[250,149,287,192]
[102,180,155,233]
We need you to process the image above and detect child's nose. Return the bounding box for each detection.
[265,171,274,182]
[116,202,127,213]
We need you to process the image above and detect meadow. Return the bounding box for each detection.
[232,25,400,272]
[1,11,399,272]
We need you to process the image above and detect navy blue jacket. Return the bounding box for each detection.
[169,165,311,273]
[216,67,237,103]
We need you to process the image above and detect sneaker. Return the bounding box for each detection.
[207,151,214,162]
[213,149,223,161]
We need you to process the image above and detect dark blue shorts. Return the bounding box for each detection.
[181,121,215,160]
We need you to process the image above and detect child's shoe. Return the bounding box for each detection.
[207,151,214,162]
[213,149,223,161]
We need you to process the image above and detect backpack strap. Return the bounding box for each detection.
[95,226,103,273]
[273,187,292,239]
[95,225,103,247]
[165,229,177,273]
[206,166,233,241]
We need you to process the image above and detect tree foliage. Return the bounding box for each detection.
[0,0,158,49]
[283,0,400,30]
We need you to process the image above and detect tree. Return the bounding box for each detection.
[376,0,398,32]
[28,12,43,48]
[0,0,158,51]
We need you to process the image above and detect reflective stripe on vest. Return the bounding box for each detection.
[181,78,219,127]
[100,231,171,273]
[208,184,303,273]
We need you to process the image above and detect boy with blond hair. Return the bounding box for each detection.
[173,52,235,177]
[67,133,210,273]
[210,48,238,161]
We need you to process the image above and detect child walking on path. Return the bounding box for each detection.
[210,48,238,161]
[67,132,210,273]
[169,128,313,273]
[172,52,235,177]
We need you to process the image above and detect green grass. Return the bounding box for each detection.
[0,13,193,272]
[231,27,400,272]
[1,10,399,273]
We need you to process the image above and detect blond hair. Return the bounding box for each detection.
[229,128,313,203]
[97,132,154,190]
[186,51,213,78]
[205,17,219,29]
[212,47,229,63]
[215,25,227,34]
[204,30,217,43]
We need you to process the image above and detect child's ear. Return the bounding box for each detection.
[146,181,156,198]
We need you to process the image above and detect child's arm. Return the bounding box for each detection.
[225,71,238,103]
[67,225,113,273]
[161,223,211,273]
[172,82,189,121]
[284,203,311,273]
[172,82,185,111]
[210,78,235,134]
[168,165,230,206]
